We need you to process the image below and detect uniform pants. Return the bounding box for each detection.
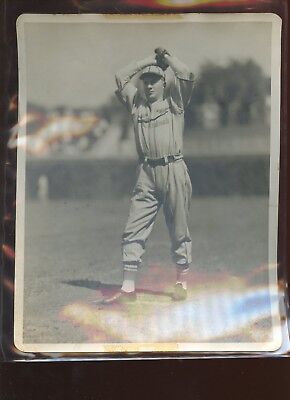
[122,160,192,271]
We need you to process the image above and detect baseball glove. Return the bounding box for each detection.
[154,47,170,71]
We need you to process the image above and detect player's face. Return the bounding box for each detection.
[142,74,165,103]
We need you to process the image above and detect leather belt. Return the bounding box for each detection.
[142,154,183,167]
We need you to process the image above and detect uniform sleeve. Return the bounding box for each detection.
[170,70,194,111]
[115,60,148,113]
[115,83,138,113]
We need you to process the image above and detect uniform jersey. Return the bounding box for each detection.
[117,70,194,159]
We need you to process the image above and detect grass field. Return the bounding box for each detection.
[21,195,274,345]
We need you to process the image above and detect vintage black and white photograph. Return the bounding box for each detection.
[14,13,283,353]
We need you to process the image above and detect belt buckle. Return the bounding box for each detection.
[163,155,168,165]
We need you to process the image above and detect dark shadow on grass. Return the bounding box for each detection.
[62,280,172,298]
[61,280,119,291]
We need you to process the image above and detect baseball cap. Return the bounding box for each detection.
[140,65,165,80]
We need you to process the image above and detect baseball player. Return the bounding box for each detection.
[102,48,194,304]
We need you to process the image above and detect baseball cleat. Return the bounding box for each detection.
[172,283,187,301]
[101,290,137,305]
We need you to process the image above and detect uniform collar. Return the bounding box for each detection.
[147,99,169,113]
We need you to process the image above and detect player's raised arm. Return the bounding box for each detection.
[155,48,194,109]
[115,55,157,109]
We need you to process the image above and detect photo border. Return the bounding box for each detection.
[12,12,286,354]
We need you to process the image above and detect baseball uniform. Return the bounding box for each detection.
[116,61,194,273]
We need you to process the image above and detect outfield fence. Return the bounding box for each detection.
[25,155,269,199]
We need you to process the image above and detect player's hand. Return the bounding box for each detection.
[155,47,171,58]
[154,47,171,70]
